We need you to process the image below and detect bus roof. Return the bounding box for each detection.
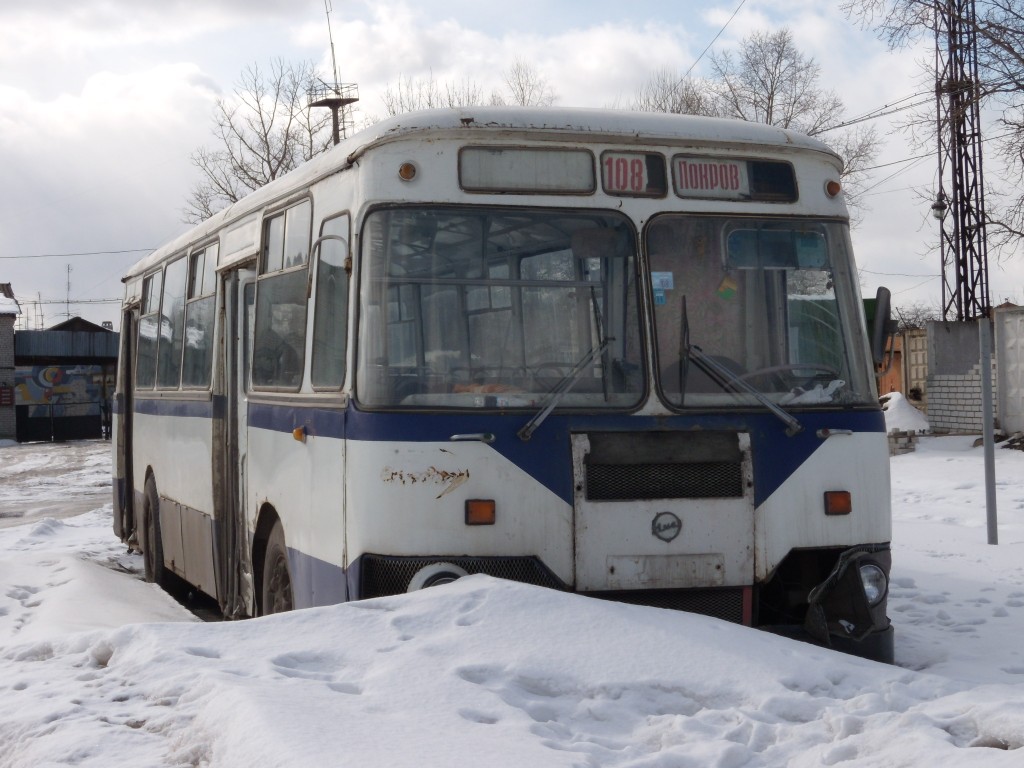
[125,107,841,281]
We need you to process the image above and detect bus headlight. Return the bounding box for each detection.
[407,562,468,592]
[859,563,887,606]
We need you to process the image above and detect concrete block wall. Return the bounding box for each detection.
[888,429,918,455]
[926,360,998,434]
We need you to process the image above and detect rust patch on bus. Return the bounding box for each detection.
[381,466,471,486]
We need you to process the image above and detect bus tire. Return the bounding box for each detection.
[261,521,294,615]
[142,476,169,588]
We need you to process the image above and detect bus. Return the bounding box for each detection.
[112,107,895,662]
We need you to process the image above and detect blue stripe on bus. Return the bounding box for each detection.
[247,401,346,438]
[134,397,216,419]
[342,406,885,507]
[289,545,348,608]
[134,395,885,508]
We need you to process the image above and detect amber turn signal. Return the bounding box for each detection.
[824,490,852,515]
[465,499,496,525]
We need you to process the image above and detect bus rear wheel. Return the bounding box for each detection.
[261,521,294,615]
[142,476,169,588]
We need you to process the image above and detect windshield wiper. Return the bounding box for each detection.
[688,345,804,436]
[677,295,802,436]
[517,337,610,441]
[519,287,609,441]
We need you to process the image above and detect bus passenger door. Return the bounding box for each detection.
[219,267,256,616]
[112,306,137,542]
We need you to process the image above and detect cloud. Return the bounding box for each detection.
[299,4,695,115]
[0,64,220,316]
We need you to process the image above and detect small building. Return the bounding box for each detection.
[14,316,119,442]
[0,284,20,441]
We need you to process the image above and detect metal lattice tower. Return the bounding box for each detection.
[934,0,990,320]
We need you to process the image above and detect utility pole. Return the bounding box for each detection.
[65,265,72,321]
[932,0,997,544]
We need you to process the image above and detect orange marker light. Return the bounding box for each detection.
[825,179,842,198]
[398,162,417,181]
[465,499,496,525]
[824,490,852,516]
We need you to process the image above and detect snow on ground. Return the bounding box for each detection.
[1,435,1023,766]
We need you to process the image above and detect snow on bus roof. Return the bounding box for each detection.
[124,107,840,282]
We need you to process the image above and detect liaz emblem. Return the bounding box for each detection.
[651,511,682,542]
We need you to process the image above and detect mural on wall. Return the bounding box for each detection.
[13,365,111,418]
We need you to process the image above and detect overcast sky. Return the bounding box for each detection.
[1,0,1019,330]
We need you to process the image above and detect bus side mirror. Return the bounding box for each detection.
[870,287,896,372]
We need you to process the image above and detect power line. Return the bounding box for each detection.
[682,0,747,80]
[812,95,935,135]
[18,298,121,305]
[0,248,154,260]
[861,268,938,278]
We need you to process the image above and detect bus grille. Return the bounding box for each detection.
[585,461,743,500]
[360,554,564,599]
[586,587,746,624]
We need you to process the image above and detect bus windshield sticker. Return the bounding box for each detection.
[651,271,674,306]
[651,271,674,290]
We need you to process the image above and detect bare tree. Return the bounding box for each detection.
[632,68,717,115]
[893,299,942,331]
[499,58,557,106]
[633,29,880,218]
[185,59,333,224]
[380,72,489,116]
[843,0,1024,254]
[380,59,556,118]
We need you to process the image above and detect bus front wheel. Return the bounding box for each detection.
[261,521,294,615]
[142,476,169,588]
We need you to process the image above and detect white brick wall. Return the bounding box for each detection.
[926,360,998,434]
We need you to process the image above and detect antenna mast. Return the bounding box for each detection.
[309,0,359,146]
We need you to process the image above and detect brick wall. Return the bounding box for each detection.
[926,359,998,434]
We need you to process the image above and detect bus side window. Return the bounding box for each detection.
[253,200,311,390]
[311,214,350,390]
[136,270,162,389]
[156,256,188,389]
[182,244,218,389]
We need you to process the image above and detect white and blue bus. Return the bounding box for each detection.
[113,107,895,661]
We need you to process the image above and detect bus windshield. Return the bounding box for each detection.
[356,206,644,409]
[648,215,876,408]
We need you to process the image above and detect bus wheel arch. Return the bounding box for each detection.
[253,506,294,616]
